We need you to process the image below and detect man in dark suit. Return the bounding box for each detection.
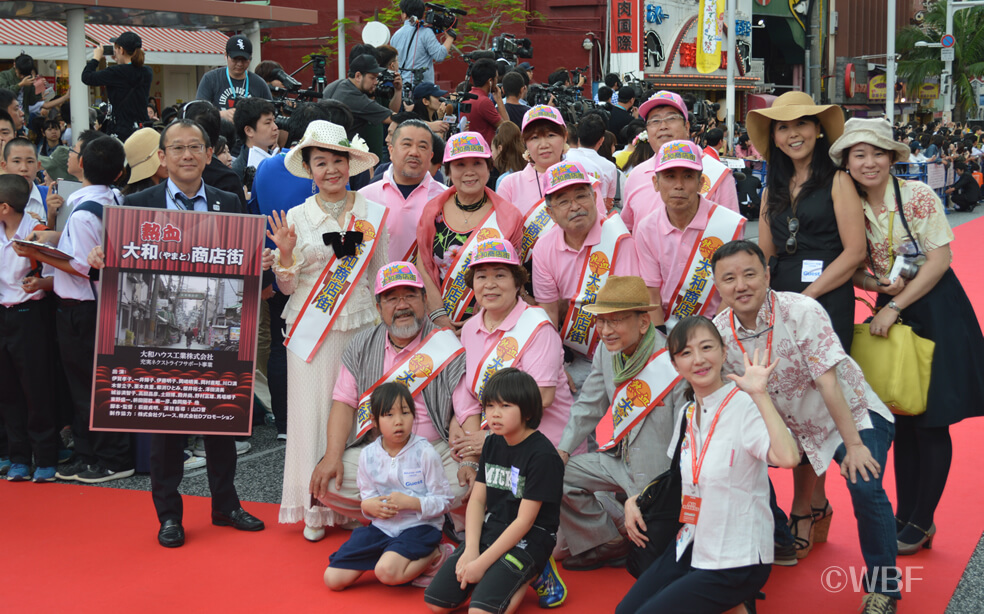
[125,118,263,547]
[181,101,249,212]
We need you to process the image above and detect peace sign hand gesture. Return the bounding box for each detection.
[726,348,778,398]
[266,210,297,266]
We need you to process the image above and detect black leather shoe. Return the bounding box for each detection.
[212,507,264,532]
[158,519,185,548]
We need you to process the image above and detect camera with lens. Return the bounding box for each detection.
[423,3,466,37]
[377,69,400,101]
[491,34,533,59]
[895,255,924,280]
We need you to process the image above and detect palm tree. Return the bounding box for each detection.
[897,1,984,120]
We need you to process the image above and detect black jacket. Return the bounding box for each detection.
[81,60,152,140]
[204,158,248,212]
[122,181,244,214]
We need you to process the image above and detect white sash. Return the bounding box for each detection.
[520,198,555,263]
[441,210,505,322]
[665,204,745,327]
[471,306,553,427]
[284,202,388,362]
[699,156,731,198]
[560,214,631,357]
[599,349,682,451]
[355,328,465,438]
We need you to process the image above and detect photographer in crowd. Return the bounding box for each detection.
[0,54,40,125]
[196,35,273,122]
[390,0,455,87]
[323,54,405,161]
[461,58,508,146]
[81,32,152,141]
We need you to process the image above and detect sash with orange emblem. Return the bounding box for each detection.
[355,328,465,438]
[441,209,505,322]
[560,213,631,358]
[520,198,555,263]
[472,306,553,428]
[598,349,682,451]
[285,201,388,362]
[665,204,745,328]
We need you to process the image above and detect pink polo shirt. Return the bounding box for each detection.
[531,217,640,304]
[497,163,608,218]
[359,167,449,261]
[453,301,573,446]
[333,330,471,442]
[621,155,739,232]
[634,195,745,317]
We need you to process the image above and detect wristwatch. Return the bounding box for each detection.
[886,300,902,313]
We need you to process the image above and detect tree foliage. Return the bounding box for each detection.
[897,1,984,119]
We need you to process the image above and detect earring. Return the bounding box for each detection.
[818,133,825,139]
[311,180,317,194]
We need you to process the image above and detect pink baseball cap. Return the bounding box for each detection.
[521,105,566,132]
[654,140,703,173]
[374,261,425,296]
[467,239,521,268]
[638,90,688,122]
[444,131,491,162]
[544,161,594,195]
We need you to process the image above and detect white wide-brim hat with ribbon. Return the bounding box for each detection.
[284,120,379,179]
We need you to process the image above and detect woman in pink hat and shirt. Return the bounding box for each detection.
[417,132,523,332]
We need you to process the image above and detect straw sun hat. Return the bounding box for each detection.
[124,127,162,184]
[583,276,662,315]
[745,91,845,161]
[828,117,910,166]
[284,120,378,179]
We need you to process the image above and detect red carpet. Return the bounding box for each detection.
[3,218,983,613]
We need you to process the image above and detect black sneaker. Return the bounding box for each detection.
[55,459,90,481]
[76,464,135,484]
[773,541,798,567]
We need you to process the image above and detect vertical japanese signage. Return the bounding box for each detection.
[611,0,639,54]
[91,206,265,435]
[696,0,725,74]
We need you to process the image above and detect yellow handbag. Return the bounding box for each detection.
[851,300,935,416]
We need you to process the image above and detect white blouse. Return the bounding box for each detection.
[668,382,774,569]
[272,192,389,330]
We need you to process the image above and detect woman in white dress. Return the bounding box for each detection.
[267,121,389,540]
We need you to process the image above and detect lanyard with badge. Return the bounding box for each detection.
[729,291,776,363]
[225,67,247,109]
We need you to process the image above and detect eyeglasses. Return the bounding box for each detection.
[548,191,594,212]
[646,115,685,128]
[785,216,800,254]
[595,313,635,330]
[166,144,207,156]
[379,292,423,307]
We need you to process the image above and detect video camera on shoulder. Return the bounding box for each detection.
[423,2,466,38]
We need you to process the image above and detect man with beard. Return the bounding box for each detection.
[359,119,446,262]
[620,91,739,231]
[309,262,475,536]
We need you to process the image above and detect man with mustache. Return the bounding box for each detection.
[634,141,745,330]
[532,161,639,393]
[309,262,474,540]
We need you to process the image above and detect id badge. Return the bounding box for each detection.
[800,259,823,283]
[679,494,701,525]
[675,523,695,561]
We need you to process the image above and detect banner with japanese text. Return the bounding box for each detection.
[90,206,265,435]
[610,0,639,54]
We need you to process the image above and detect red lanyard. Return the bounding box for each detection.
[730,291,776,364]
[688,387,740,486]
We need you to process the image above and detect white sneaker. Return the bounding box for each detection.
[183,452,206,470]
[303,525,326,542]
[190,436,207,457]
[235,441,251,456]
[276,433,287,441]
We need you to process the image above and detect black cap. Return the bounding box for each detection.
[350,54,384,75]
[226,35,252,59]
[413,82,449,99]
[518,62,534,71]
[111,31,142,54]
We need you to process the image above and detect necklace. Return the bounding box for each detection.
[455,191,487,212]
[316,192,348,219]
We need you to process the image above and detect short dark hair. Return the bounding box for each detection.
[160,119,211,151]
[183,100,221,145]
[300,146,349,167]
[604,73,620,88]
[547,69,570,86]
[376,44,398,70]
[619,86,637,104]
[79,135,126,186]
[0,89,16,114]
[370,381,416,426]
[3,136,35,160]
[0,110,12,131]
[501,72,526,98]
[75,129,102,152]
[576,113,607,147]
[667,315,724,364]
[431,133,445,165]
[598,86,613,103]
[954,158,968,172]
[469,59,498,89]
[710,239,767,274]
[234,97,277,143]
[286,100,355,146]
[399,0,425,19]
[705,128,724,147]
[14,54,35,77]
[481,368,543,429]
[253,60,284,84]
[0,174,31,214]
[42,118,62,133]
[464,262,528,296]
[392,118,434,145]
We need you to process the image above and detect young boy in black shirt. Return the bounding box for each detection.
[425,368,565,614]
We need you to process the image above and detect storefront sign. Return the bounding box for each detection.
[611,0,640,53]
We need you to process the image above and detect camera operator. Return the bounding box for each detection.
[608,85,638,147]
[390,0,455,86]
[411,82,450,123]
[81,32,152,141]
[322,54,403,158]
[0,54,40,126]
[196,35,273,123]
[462,58,508,145]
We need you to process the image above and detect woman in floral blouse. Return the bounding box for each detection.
[832,118,984,555]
